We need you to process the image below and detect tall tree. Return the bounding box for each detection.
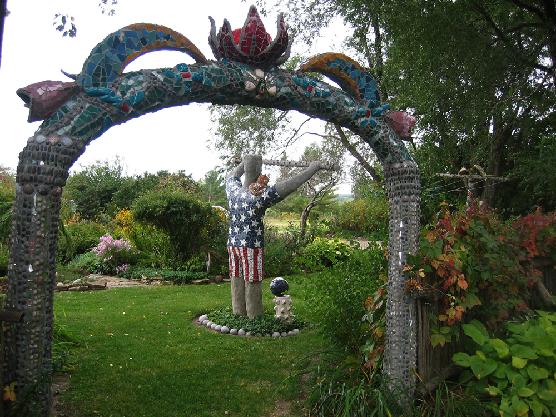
[260,0,556,213]
[199,168,228,208]
[278,139,344,237]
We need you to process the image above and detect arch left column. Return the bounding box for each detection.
[3,103,89,414]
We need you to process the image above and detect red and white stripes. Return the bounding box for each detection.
[228,246,264,282]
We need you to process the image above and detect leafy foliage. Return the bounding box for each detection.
[63,159,128,221]
[454,313,556,417]
[121,267,208,285]
[335,196,389,240]
[0,167,15,243]
[209,105,293,162]
[304,244,387,352]
[132,190,226,266]
[406,202,556,347]
[297,237,353,271]
[206,307,305,336]
[199,168,227,208]
[57,221,108,264]
[91,234,136,275]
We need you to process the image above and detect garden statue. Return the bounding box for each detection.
[226,154,325,318]
[270,277,292,322]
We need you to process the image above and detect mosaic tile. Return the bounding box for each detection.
[9,8,420,410]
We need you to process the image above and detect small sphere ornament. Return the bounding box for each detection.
[270,277,289,297]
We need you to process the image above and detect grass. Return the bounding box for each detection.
[54,274,324,417]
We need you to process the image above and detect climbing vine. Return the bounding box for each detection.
[405,202,556,347]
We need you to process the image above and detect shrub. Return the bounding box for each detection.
[296,237,353,272]
[114,209,174,268]
[132,190,225,264]
[0,243,9,276]
[303,244,387,352]
[263,227,300,277]
[335,196,389,240]
[58,221,108,264]
[405,203,556,347]
[121,266,208,285]
[453,312,556,417]
[91,235,136,275]
[66,251,102,275]
[206,307,305,336]
[0,168,15,243]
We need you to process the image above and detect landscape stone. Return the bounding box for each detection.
[221,326,230,334]
[230,328,238,335]
[238,329,246,336]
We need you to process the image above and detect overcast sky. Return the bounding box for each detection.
[0,0,350,188]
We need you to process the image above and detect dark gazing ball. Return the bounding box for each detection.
[270,277,289,296]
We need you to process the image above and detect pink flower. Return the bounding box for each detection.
[208,5,291,69]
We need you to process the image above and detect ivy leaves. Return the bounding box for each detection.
[453,313,556,417]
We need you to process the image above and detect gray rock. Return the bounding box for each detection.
[293,328,300,334]
[205,321,213,327]
[245,332,252,337]
[192,279,211,285]
[221,326,230,334]
[288,330,295,336]
[210,323,218,330]
[198,314,208,322]
[281,332,288,337]
[214,325,222,332]
[238,329,246,336]
[230,328,238,335]
[272,332,280,338]
[201,319,209,325]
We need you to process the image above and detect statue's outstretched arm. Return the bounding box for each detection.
[275,161,322,198]
[227,162,245,179]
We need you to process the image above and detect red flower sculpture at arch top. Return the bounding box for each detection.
[208,5,292,69]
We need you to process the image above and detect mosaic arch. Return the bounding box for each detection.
[5,6,420,413]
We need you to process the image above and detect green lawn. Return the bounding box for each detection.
[54,275,324,417]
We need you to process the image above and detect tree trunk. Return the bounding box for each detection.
[334,124,382,183]
[0,0,7,69]
[300,201,317,238]
[483,118,511,207]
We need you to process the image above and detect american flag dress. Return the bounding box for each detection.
[226,176,281,282]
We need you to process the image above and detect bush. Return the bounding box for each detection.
[91,235,136,275]
[58,221,108,264]
[121,266,208,285]
[303,244,388,352]
[0,243,9,276]
[114,209,174,268]
[66,252,102,275]
[335,196,389,240]
[263,227,301,277]
[206,307,305,336]
[132,190,224,264]
[296,237,353,272]
[453,312,556,417]
[0,168,15,244]
[406,203,556,347]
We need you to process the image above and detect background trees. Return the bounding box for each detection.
[256,0,555,217]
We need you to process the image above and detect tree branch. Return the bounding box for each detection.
[507,0,546,19]
[282,117,313,149]
[334,124,382,183]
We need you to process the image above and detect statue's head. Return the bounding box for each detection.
[243,154,262,186]
[243,155,263,173]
